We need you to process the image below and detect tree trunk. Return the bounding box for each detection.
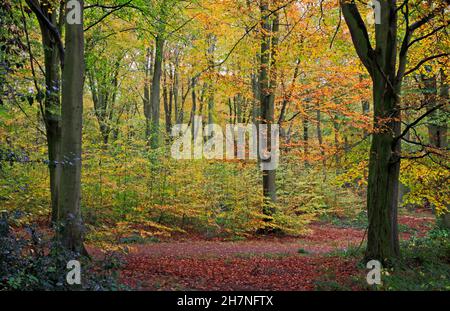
[366,75,401,261]
[340,0,401,261]
[189,77,197,137]
[332,116,341,166]
[316,109,325,165]
[38,11,62,224]
[303,101,310,166]
[150,36,164,149]
[259,1,278,207]
[207,34,216,126]
[144,46,153,141]
[58,0,86,254]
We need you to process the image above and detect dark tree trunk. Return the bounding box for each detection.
[150,35,164,149]
[366,67,401,261]
[341,0,402,261]
[38,11,62,224]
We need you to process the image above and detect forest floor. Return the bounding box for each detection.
[92,209,434,291]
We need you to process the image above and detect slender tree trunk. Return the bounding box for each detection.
[144,46,153,141]
[58,0,86,254]
[251,72,259,124]
[316,109,325,166]
[303,101,310,166]
[163,65,172,136]
[227,98,233,124]
[189,77,197,138]
[259,1,278,207]
[150,36,164,148]
[207,34,216,126]
[332,117,341,166]
[173,61,181,124]
[38,13,62,224]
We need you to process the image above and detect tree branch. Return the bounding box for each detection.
[340,0,374,76]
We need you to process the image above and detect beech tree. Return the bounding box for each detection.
[24,0,65,223]
[259,0,279,207]
[58,0,86,253]
[340,0,449,261]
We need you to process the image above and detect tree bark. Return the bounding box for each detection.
[163,64,172,136]
[341,0,401,261]
[37,8,62,224]
[58,0,86,254]
[150,35,164,149]
[144,46,153,141]
[259,1,278,207]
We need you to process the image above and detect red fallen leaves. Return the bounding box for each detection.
[398,214,434,238]
[116,226,365,290]
[104,213,434,291]
[120,255,360,291]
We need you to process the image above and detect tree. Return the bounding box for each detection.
[24,0,65,223]
[85,31,126,145]
[340,0,449,261]
[259,0,279,208]
[58,0,86,254]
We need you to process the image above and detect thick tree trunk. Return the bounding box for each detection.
[58,0,86,254]
[341,0,401,262]
[366,75,401,261]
